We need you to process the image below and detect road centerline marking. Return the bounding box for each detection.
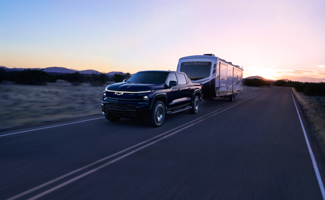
[8,92,265,200]
[26,100,246,200]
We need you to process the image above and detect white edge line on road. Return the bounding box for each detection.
[8,92,263,200]
[0,117,104,138]
[291,90,325,200]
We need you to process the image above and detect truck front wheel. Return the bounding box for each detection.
[149,101,166,127]
[105,115,121,122]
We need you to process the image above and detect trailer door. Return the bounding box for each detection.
[219,63,228,96]
[227,65,233,94]
[233,68,242,93]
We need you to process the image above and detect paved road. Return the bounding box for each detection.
[1,87,324,200]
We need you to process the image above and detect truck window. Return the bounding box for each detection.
[166,73,177,84]
[180,62,211,80]
[176,73,187,85]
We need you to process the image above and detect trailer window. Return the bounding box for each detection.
[180,62,211,80]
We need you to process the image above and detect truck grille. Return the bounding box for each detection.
[104,103,136,111]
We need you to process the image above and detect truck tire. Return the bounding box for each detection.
[189,95,199,114]
[149,100,165,127]
[105,115,121,122]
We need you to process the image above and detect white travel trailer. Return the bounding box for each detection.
[177,54,243,101]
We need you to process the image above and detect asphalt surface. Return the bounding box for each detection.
[1,87,324,200]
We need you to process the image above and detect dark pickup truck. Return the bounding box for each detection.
[101,71,202,126]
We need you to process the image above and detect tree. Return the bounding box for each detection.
[89,73,109,86]
[13,69,49,85]
[0,67,7,83]
[113,73,125,82]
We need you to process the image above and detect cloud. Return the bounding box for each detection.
[275,68,325,82]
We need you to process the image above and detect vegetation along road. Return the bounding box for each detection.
[1,87,325,200]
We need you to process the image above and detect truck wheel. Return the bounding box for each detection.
[105,115,121,122]
[189,96,199,114]
[149,101,165,127]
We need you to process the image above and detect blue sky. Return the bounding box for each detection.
[1,0,325,81]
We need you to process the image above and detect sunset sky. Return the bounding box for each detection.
[1,0,325,82]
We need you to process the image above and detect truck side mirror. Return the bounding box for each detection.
[169,81,177,88]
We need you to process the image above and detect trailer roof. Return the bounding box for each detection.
[179,55,243,70]
[179,55,219,60]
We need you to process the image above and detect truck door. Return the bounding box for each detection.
[165,72,179,108]
[175,73,192,106]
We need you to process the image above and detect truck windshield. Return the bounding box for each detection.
[180,62,211,80]
[127,71,169,84]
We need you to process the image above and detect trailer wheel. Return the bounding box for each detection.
[230,94,236,102]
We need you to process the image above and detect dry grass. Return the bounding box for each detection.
[0,80,105,131]
[292,88,325,143]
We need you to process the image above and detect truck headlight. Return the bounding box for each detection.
[143,95,149,100]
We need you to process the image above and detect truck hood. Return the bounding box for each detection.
[106,82,163,91]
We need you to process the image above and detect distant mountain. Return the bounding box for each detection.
[106,71,125,76]
[0,66,8,71]
[43,67,77,74]
[244,76,265,80]
[79,69,101,74]
[1,66,128,76]
[1,66,26,71]
[244,76,275,82]
[277,79,290,82]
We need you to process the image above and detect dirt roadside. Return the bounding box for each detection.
[0,84,263,132]
[0,82,105,131]
[292,87,325,143]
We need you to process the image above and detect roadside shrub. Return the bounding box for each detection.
[47,75,58,83]
[113,73,126,82]
[125,73,131,80]
[0,67,7,83]
[62,72,85,86]
[89,73,109,86]
[275,80,325,96]
[13,69,49,85]
[243,79,270,87]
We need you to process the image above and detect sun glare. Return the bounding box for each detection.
[245,67,279,80]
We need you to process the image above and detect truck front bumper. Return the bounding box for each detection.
[101,99,150,119]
